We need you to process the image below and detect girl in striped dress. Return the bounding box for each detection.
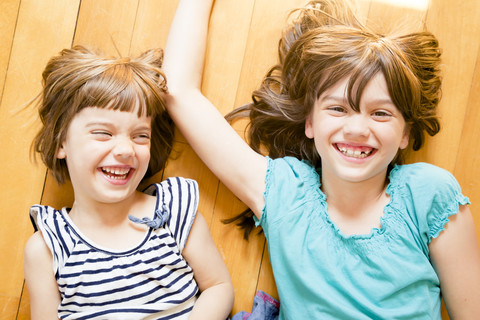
[24,45,234,320]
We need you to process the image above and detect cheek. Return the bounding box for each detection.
[138,146,151,164]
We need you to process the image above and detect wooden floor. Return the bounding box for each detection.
[1,0,479,318]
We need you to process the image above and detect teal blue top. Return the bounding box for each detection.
[254,157,470,319]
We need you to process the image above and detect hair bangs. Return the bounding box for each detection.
[346,58,382,112]
[75,64,155,119]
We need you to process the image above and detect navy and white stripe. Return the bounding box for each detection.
[30,177,200,320]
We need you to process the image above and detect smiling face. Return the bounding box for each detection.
[57,106,152,205]
[305,72,409,186]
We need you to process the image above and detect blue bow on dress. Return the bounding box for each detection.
[128,204,170,229]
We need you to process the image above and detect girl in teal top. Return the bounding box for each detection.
[163,0,480,318]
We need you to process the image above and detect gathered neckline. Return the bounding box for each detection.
[311,164,403,241]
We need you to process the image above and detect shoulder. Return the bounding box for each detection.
[268,156,317,176]
[143,177,199,212]
[390,163,470,243]
[266,156,319,190]
[144,177,199,198]
[145,178,199,249]
[262,157,323,225]
[390,162,461,193]
[29,204,67,238]
[24,231,52,269]
[30,204,57,219]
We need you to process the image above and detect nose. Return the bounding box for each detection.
[343,113,370,137]
[113,136,135,158]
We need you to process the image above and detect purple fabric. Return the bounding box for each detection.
[231,291,280,320]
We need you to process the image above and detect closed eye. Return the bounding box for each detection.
[91,131,112,136]
[91,131,112,140]
[133,133,151,144]
[372,110,392,120]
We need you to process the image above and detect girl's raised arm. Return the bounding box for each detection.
[163,0,267,218]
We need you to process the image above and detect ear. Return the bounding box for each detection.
[57,144,66,159]
[399,125,410,150]
[305,114,314,139]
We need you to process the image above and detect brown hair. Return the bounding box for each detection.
[32,45,174,184]
[227,0,442,238]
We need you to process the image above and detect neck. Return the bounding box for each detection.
[322,165,387,199]
[320,168,390,235]
[69,192,141,227]
[68,191,153,250]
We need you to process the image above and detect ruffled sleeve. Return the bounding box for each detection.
[144,177,199,252]
[29,205,73,278]
[391,163,470,246]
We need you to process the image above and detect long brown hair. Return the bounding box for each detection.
[32,45,174,184]
[227,0,442,238]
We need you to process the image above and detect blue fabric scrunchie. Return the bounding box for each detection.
[128,204,170,229]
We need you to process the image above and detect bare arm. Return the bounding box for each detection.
[182,213,234,319]
[24,232,61,320]
[163,0,267,218]
[429,205,480,318]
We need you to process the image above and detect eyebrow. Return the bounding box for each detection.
[320,95,348,103]
[85,121,113,128]
[85,122,151,130]
[321,95,394,106]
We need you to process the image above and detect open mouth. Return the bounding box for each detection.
[335,143,374,159]
[101,167,132,180]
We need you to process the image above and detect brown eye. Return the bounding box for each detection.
[372,110,392,121]
[327,106,346,114]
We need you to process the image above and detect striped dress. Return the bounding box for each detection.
[30,177,200,320]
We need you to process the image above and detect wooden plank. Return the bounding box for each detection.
[209,183,266,314]
[0,3,21,318]
[355,0,371,24]
[15,283,29,320]
[366,1,426,34]
[412,0,480,171]
[74,0,139,55]
[234,0,307,105]
[161,142,219,224]
[256,244,278,300]
[130,0,179,55]
[203,0,256,114]
[199,0,263,313]
[0,0,80,318]
[454,43,480,241]
[0,0,20,101]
